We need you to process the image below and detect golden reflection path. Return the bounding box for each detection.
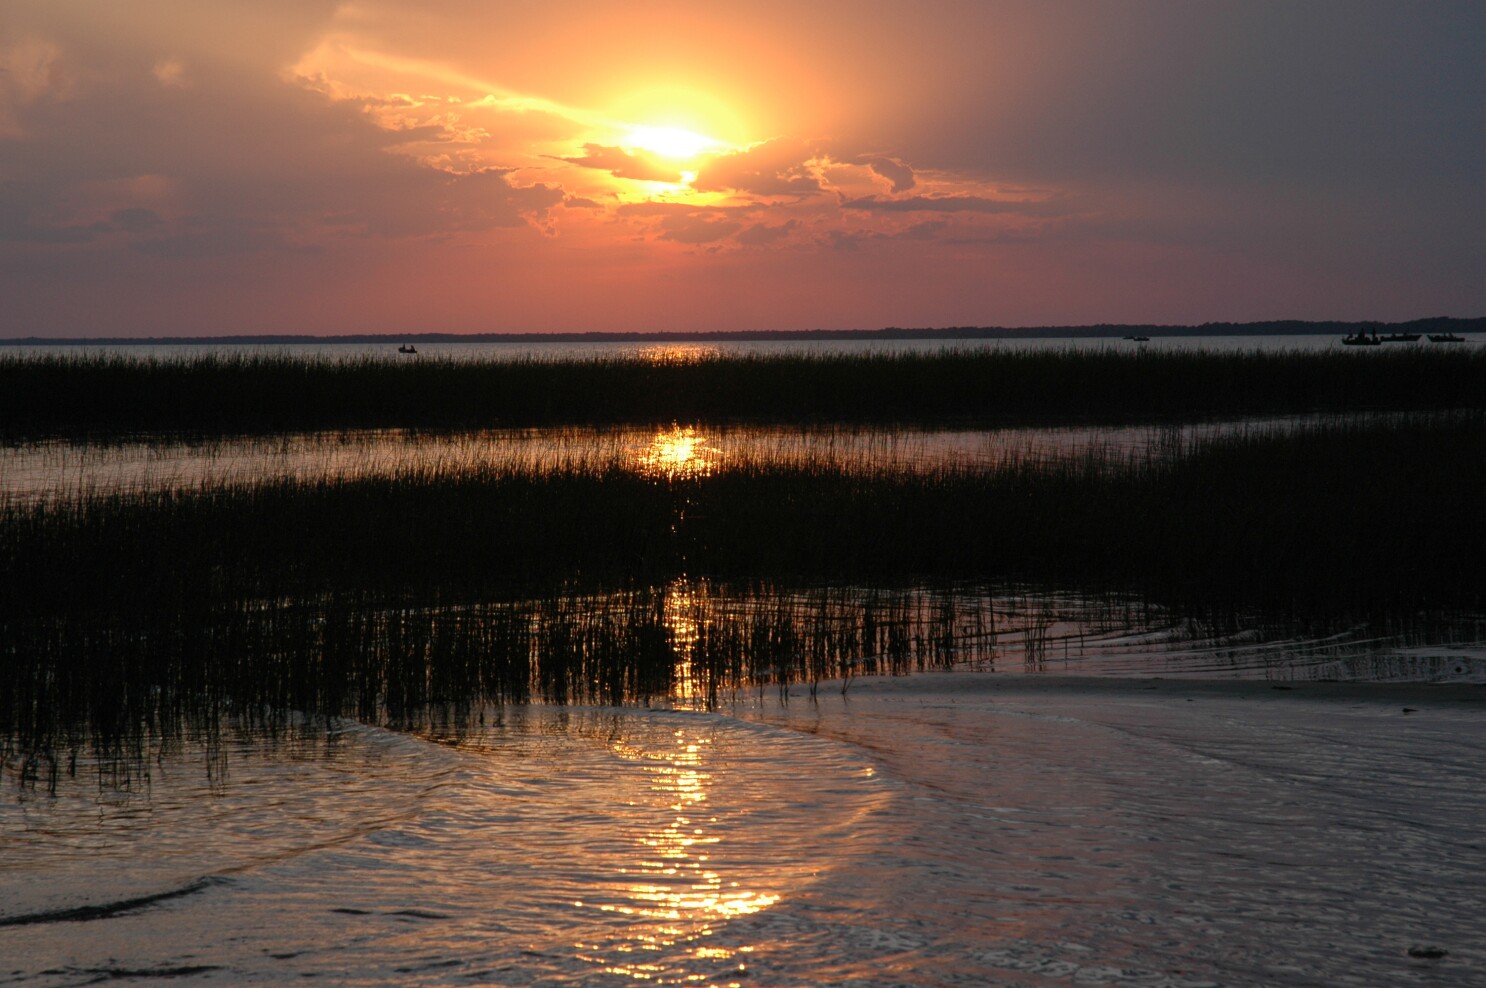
[637,344,720,365]
[662,577,707,704]
[636,425,722,480]
[572,724,776,984]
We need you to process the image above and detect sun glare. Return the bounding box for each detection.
[638,425,720,480]
[624,125,723,160]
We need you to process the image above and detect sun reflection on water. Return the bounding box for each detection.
[662,577,709,704]
[575,725,775,983]
[637,344,720,365]
[638,425,721,480]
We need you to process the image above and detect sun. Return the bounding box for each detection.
[624,125,724,161]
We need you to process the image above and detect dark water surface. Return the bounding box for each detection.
[4,681,1483,987]
[0,413,1439,505]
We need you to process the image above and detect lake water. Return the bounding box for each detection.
[4,679,1483,986]
[0,416,1377,505]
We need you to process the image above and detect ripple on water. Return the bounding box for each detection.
[0,704,890,986]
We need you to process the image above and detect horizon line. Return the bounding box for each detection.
[2,317,1481,346]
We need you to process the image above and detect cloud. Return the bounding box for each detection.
[900,220,947,240]
[859,3,1486,198]
[0,189,97,243]
[613,202,749,219]
[815,221,959,252]
[131,220,314,259]
[692,138,822,197]
[551,143,685,184]
[736,220,797,246]
[442,169,564,230]
[109,207,164,233]
[152,57,189,89]
[822,229,874,252]
[840,194,1059,216]
[0,36,69,136]
[0,20,571,256]
[862,156,915,193]
[612,201,749,245]
[656,214,742,245]
[2,1,1480,335]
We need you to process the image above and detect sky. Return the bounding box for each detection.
[2,1,1482,336]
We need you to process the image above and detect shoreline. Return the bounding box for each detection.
[786,669,1486,707]
[5,317,1483,346]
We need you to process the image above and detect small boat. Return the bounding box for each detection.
[397,344,418,354]
[1123,335,1150,342]
[1342,331,1380,346]
[1428,333,1465,343]
[1379,333,1421,343]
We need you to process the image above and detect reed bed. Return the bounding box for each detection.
[4,415,1483,778]
[4,347,1484,439]
[1,582,1010,787]
[7,416,1482,612]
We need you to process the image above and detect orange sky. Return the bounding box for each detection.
[2,1,1482,335]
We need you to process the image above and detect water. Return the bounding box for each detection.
[0,334,1391,363]
[734,676,1486,986]
[4,682,1483,986]
[0,423,1086,503]
[1,706,887,986]
[0,414,1431,505]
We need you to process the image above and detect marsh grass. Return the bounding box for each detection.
[0,582,1005,788]
[9,415,1481,612]
[4,348,1484,439]
[4,414,1484,781]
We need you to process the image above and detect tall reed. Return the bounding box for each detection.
[5,416,1481,617]
[5,415,1483,781]
[4,348,1484,439]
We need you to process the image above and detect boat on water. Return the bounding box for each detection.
[1122,335,1151,342]
[397,344,418,354]
[1342,331,1381,346]
[1428,333,1465,343]
[1380,333,1421,343]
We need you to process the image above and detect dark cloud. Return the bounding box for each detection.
[0,38,567,257]
[612,201,748,244]
[821,229,873,252]
[815,220,965,250]
[841,194,1056,215]
[900,220,947,240]
[0,186,97,243]
[131,220,314,258]
[109,207,164,233]
[736,220,797,246]
[692,138,821,197]
[614,202,748,218]
[553,144,684,184]
[656,214,742,245]
[443,169,564,230]
[866,3,1486,195]
[862,156,915,193]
